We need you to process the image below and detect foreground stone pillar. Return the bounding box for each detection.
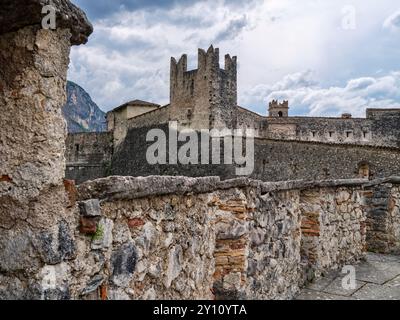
[0,0,92,299]
[299,186,367,278]
[364,184,400,254]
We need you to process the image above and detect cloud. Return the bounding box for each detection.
[68,0,261,110]
[241,71,400,117]
[68,0,400,115]
[383,10,400,30]
[72,0,258,21]
[215,15,249,42]
[72,0,188,20]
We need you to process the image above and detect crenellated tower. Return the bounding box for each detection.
[268,100,289,118]
[169,45,238,129]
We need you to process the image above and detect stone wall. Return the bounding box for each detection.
[211,187,303,299]
[169,47,237,130]
[300,187,366,278]
[2,0,399,301]
[111,123,236,179]
[127,105,170,130]
[364,180,400,254]
[265,117,372,145]
[71,106,400,184]
[237,107,265,137]
[52,176,383,300]
[254,109,400,148]
[107,103,160,147]
[109,126,400,184]
[0,0,92,300]
[388,185,400,254]
[253,138,400,181]
[65,132,113,184]
[367,109,400,148]
[218,106,400,148]
[388,185,400,253]
[2,169,400,299]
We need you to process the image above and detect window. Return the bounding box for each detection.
[311,131,316,138]
[329,131,334,138]
[346,131,353,138]
[278,111,283,117]
[363,131,369,139]
[190,79,194,96]
[358,162,370,179]
[75,144,80,152]
[187,109,193,120]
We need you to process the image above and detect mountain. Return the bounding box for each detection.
[63,81,107,133]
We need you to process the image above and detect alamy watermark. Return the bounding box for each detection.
[41,2,56,30]
[341,265,356,290]
[146,121,255,176]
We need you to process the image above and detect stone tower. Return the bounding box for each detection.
[268,100,289,118]
[169,45,237,129]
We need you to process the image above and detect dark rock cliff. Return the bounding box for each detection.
[63,81,107,133]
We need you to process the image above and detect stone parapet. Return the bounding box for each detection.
[0,0,93,45]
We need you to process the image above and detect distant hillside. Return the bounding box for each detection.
[63,81,107,133]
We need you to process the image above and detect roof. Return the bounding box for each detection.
[237,105,264,118]
[109,99,160,113]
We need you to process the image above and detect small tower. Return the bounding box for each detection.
[268,100,289,118]
[169,45,237,129]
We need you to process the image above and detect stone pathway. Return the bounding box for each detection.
[296,253,400,300]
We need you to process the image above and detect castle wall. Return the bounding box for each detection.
[367,109,400,148]
[108,123,400,183]
[210,64,238,129]
[40,175,397,300]
[108,105,161,147]
[235,107,400,148]
[108,108,129,147]
[126,105,159,119]
[111,124,236,179]
[127,105,170,130]
[123,106,400,149]
[65,132,113,184]
[237,107,265,137]
[265,117,373,144]
[252,138,400,181]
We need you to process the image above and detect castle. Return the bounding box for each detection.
[2,1,400,301]
[66,46,400,184]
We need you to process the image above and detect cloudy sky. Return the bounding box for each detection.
[69,0,400,117]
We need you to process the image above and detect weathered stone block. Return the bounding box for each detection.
[34,220,76,265]
[128,218,145,228]
[81,274,104,296]
[111,242,137,287]
[63,179,77,208]
[79,199,101,217]
[164,245,183,288]
[91,218,113,250]
[80,216,98,235]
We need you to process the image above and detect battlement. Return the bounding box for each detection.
[170,45,237,78]
[269,100,289,117]
[366,108,400,120]
[269,100,289,109]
